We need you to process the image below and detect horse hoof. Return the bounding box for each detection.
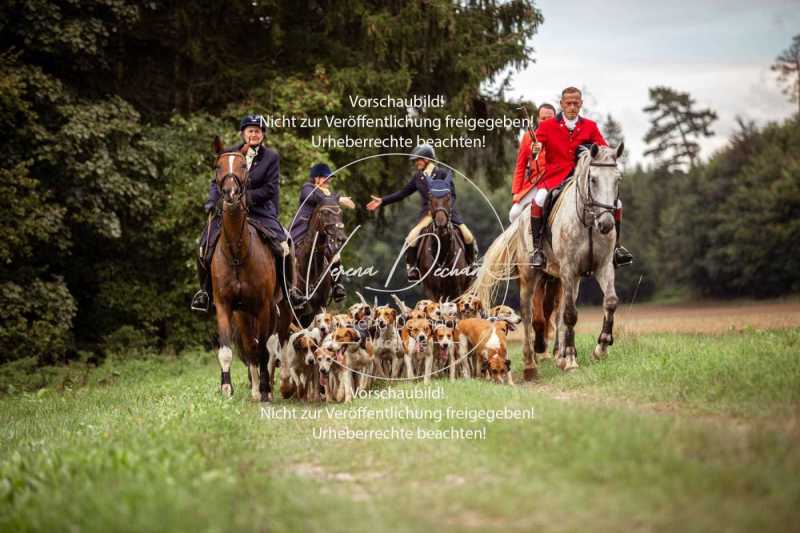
[221,384,233,397]
[260,393,271,403]
[536,351,551,361]
[523,368,538,382]
[592,345,608,361]
[565,356,579,371]
[556,357,568,371]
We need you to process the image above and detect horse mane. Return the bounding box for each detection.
[574,146,593,181]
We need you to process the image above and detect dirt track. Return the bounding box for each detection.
[507,299,800,338]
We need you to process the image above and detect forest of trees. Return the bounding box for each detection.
[0,1,797,371]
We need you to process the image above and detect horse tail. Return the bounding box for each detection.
[465,215,526,305]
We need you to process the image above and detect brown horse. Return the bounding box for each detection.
[295,196,347,326]
[210,136,286,401]
[417,192,472,300]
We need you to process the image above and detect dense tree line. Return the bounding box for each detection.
[0,0,542,364]
[1,2,797,370]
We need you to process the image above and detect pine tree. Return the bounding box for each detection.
[643,87,717,171]
[602,113,627,165]
[771,34,800,116]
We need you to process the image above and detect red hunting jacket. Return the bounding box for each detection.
[533,113,607,190]
[511,130,547,202]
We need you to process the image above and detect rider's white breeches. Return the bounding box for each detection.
[534,188,548,207]
[508,187,537,222]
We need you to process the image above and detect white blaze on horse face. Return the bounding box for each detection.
[228,154,235,175]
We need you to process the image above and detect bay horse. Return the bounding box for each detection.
[295,196,347,326]
[467,143,625,379]
[210,136,286,401]
[416,179,472,301]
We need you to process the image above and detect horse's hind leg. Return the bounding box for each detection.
[519,272,539,381]
[532,277,548,365]
[539,279,560,361]
[556,276,580,372]
[592,262,618,361]
[216,305,235,397]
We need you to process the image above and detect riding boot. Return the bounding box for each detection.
[530,215,546,269]
[613,220,633,268]
[331,260,346,302]
[278,242,306,309]
[284,245,306,309]
[190,256,211,312]
[405,246,421,282]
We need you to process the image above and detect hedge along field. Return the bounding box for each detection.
[1,329,799,532]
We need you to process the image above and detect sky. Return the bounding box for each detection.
[506,0,800,166]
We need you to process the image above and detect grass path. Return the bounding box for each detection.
[1,330,799,532]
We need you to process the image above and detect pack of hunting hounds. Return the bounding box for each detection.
[266,293,523,403]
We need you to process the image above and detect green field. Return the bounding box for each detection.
[2,329,799,532]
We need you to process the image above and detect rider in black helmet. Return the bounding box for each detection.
[191,114,305,312]
[366,144,478,281]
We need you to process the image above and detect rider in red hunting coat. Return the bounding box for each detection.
[526,86,633,269]
[508,103,555,222]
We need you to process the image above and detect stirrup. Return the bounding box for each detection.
[191,290,210,312]
[613,246,634,268]
[289,287,307,309]
[332,283,346,302]
[531,248,546,269]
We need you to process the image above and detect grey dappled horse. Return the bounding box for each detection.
[467,144,625,379]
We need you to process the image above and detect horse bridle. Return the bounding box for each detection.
[216,153,250,267]
[575,159,620,278]
[576,161,619,229]
[429,194,451,227]
[316,205,345,254]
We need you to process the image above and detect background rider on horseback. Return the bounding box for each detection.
[288,162,356,303]
[525,87,633,270]
[190,114,305,312]
[366,144,478,282]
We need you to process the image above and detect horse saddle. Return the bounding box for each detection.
[248,220,284,260]
[542,178,574,243]
[418,221,465,267]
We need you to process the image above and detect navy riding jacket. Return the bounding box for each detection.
[380,166,463,225]
[289,181,341,243]
[204,143,285,239]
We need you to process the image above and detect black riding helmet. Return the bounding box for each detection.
[409,143,435,161]
[239,114,267,132]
